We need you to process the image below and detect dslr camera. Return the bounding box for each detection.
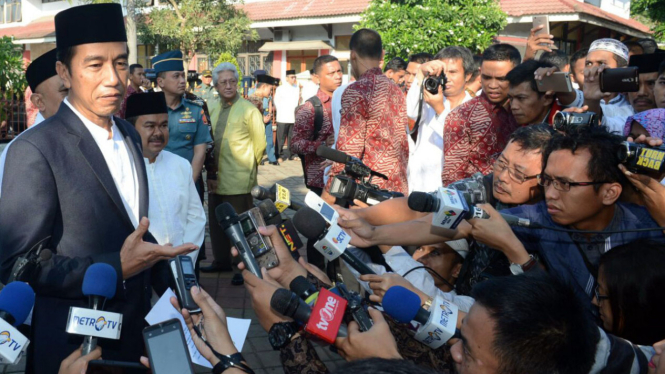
[618,141,665,174]
[447,172,490,205]
[552,111,597,133]
[423,73,447,95]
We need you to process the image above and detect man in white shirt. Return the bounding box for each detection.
[300,69,319,102]
[273,69,300,161]
[125,92,205,264]
[0,49,67,198]
[406,46,474,193]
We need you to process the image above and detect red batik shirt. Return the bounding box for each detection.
[291,89,334,188]
[326,68,409,195]
[118,85,141,119]
[441,92,519,186]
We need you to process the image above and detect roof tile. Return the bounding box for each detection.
[241,0,371,21]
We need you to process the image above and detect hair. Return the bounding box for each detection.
[508,123,555,154]
[637,38,658,54]
[472,274,599,374]
[659,60,665,77]
[434,46,474,75]
[408,52,434,65]
[56,46,76,71]
[212,62,239,85]
[125,116,138,126]
[506,59,554,96]
[539,49,569,70]
[313,55,339,75]
[156,71,167,80]
[482,44,521,67]
[129,64,143,75]
[255,82,268,89]
[542,125,628,191]
[614,54,629,68]
[349,28,383,60]
[570,48,589,75]
[469,55,482,81]
[383,57,407,73]
[598,239,665,345]
[332,359,439,374]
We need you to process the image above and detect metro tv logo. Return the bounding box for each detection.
[0,331,22,352]
[73,316,119,331]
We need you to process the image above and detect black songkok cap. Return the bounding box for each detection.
[125,92,168,120]
[286,69,296,76]
[55,3,127,54]
[256,74,278,86]
[629,52,665,74]
[26,48,57,92]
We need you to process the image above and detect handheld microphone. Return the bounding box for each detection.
[316,146,388,180]
[315,146,350,164]
[270,288,348,344]
[408,188,535,229]
[292,207,376,275]
[255,199,304,259]
[65,263,123,355]
[382,286,458,349]
[289,276,319,304]
[216,203,263,278]
[0,282,34,364]
[251,184,304,212]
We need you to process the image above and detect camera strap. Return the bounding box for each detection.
[407,82,426,143]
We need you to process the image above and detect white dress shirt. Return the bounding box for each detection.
[301,81,319,102]
[406,80,472,193]
[145,151,204,263]
[0,112,46,198]
[65,98,140,227]
[273,84,300,123]
[562,90,634,134]
[323,83,352,186]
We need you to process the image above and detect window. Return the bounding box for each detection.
[335,36,351,51]
[137,44,156,68]
[0,0,21,23]
[287,50,318,74]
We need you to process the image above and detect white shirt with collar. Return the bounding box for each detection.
[273,84,300,123]
[406,79,472,193]
[145,150,204,263]
[65,98,140,227]
[562,90,634,134]
[0,112,46,198]
[323,82,352,186]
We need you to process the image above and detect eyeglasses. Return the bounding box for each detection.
[537,174,609,192]
[493,158,538,184]
[594,284,609,303]
[217,80,238,87]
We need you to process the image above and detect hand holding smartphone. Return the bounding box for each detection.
[143,319,195,374]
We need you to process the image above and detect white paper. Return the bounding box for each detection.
[145,288,251,368]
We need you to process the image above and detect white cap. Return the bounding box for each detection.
[589,38,629,62]
[445,239,469,259]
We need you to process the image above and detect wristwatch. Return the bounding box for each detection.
[422,296,434,311]
[268,322,299,350]
[509,254,537,275]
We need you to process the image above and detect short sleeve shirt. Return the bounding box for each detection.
[165,98,212,163]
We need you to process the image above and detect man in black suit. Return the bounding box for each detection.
[0,4,197,374]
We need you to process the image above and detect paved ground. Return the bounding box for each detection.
[2,157,343,374]
[195,157,345,374]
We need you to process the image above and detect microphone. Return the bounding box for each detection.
[382,286,458,349]
[408,188,535,229]
[292,207,376,275]
[289,276,319,304]
[315,146,349,164]
[270,288,348,344]
[0,282,34,364]
[251,184,304,212]
[216,202,262,278]
[256,199,283,226]
[78,263,119,355]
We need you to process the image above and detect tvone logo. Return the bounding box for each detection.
[0,331,10,345]
[315,296,339,331]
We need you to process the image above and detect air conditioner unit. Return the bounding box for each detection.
[273,29,291,42]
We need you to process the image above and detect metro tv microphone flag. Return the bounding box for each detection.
[0,282,34,364]
[66,263,123,355]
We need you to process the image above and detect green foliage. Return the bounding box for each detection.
[631,0,665,40]
[357,0,507,60]
[136,0,257,61]
[0,36,27,98]
[214,52,243,85]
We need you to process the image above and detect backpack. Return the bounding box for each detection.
[297,96,324,187]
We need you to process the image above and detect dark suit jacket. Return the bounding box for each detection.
[0,103,163,374]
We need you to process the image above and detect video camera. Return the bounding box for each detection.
[447,172,489,206]
[552,111,597,133]
[317,146,404,206]
[618,141,665,174]
[423,73,447,95]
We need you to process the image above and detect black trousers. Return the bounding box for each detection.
[275,122,294,160]
[208,193,254,270]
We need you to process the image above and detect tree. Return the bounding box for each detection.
[357,0,507,60]
[0,36,27,98]
[215,52,243,85]
[631,0,665,40]
[137,0,257,69]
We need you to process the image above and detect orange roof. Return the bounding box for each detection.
[0,17,55,39]
[501,0,651,33]
[241,0,371,21]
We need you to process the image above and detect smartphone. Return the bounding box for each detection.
[536,72,573,93]
[87,360,149,373]
[532,16,550,46]
[304,190,339,225]
[170,256,201,313]
[238,207,279,269]
[143,319,195,374]
[600,67,639,92]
